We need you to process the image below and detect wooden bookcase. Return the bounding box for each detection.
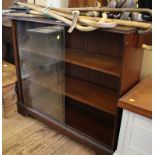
[11,17,151,155]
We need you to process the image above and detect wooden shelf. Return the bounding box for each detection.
[65,48,121,77]
[65,76,117,115]
[23,81,64,121]
[20,45,62,61]
[23,67,64,94]
[65,99,114,146]
[22,68,117,115]
[21,48,121,77]
[21,46,121,77]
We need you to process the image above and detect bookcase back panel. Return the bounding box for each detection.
[66,30,124,58]
[65,30,87,50]
[66,63,119,91]
[65,97,115,146]
[87,31,123,58]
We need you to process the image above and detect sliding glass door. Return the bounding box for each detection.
[17,21,65,122]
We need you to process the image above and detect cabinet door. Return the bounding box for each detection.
[125,114,152,155]
[117,110,152,155]
[17,21,65,122]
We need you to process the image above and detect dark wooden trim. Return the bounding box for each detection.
[12,20,24,103]
[111,109,123,149]
[18,103,113,155]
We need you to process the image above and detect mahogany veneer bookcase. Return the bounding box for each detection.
[11,17,151,155]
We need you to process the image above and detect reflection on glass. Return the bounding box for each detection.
[17,21,65,122]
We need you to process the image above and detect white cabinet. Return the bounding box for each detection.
[114,110,152,155]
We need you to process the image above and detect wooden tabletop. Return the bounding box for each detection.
[2,16,12,28]
[118,75,152,118]
[2,61,17,87]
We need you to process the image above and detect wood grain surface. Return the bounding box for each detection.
[10,18,150,152]
[65,48,121,77]
[3,114,96,155]
[2,17,11,28]
[66,76,118,115]
[118,75,152,118]
[2,61,17,87]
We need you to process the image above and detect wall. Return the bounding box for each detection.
[34,0,46,6]
[141,50,152,78]
[28,0,34,3]
[29,0,69,7]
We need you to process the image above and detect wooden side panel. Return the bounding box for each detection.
[3,0,14,9]
[12,20,27,116]
[138,32,152,47]
[119,33,144,96]
[112,32,149,150]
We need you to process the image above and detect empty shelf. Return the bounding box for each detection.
[65,76,118,115]
[65,48,121,77]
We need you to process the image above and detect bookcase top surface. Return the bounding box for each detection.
[9,15,137,34]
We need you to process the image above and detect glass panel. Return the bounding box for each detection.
[17,21,65,122]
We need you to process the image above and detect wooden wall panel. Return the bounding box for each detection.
[3,0,13,9]
[2,0,27,9]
